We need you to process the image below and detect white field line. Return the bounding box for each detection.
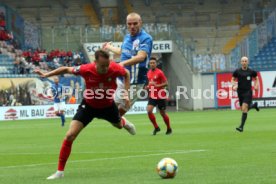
[0,149,206,169]
[0,149,204,155]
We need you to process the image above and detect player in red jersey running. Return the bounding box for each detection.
[146,57,172,135]
[34,50,135,180]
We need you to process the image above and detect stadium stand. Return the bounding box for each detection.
[250,37,276,71]
[83,3,100,26]
[1,0,276,75]
[124,0,135,14]
[222,25,254,54]
[0,0,92,26]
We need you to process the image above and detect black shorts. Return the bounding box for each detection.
[148,98,166,110]
[238,90,252,106]
[73,100,121,127]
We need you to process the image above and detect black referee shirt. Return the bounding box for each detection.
[232,68,257,91]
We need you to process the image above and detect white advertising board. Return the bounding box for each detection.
[0,101,153,121]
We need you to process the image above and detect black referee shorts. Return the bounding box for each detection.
[148,98,166,110]
[73,100,121,127]
[238,90,252,107]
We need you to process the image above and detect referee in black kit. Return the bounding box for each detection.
[231,56,260,132]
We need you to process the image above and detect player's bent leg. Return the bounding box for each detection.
[47,120,84,180]
[118,104,127,116]
[109,116,136,135]
[250,102,260,111]
[64,120,84,141]
[147,105,160,135]
[60,110,66,127]
[55,111,61,116]
[121,117,136,135]
[160,110,172,135]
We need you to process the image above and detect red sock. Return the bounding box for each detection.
[121,117,126,126]
[57,139,73,171]
[162,114,171,129]
[148,112,159,128]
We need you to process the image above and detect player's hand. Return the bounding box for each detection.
[33,69,47,78]
[232,85,238,91]
[102,42,112,51]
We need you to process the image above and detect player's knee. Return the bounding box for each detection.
[148,110,154,116]
[147,107,153,113]
[242,107,248,113]
[65,132,77,141]
[242,109,248,113]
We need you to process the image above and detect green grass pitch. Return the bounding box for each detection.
[0,109,275,184]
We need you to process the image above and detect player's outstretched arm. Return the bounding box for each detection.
[34,67,74,78]
[102,42,122,55]
[120,50,147,67]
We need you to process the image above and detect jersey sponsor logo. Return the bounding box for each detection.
[107,77,112,82]
[132,39,140,50]
[122,49,131,55]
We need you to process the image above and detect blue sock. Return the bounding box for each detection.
[60,114,65,126]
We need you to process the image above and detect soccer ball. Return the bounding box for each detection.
[156,158,178,179]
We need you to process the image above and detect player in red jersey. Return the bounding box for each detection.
[146,57,172,135]
[34,50,135,180]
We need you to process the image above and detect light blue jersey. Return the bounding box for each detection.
[120,29,153,84]
[52,83,65,103]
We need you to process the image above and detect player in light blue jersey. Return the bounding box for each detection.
[52,77,66,126]
[103,12,153,116]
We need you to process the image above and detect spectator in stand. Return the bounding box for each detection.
[23,49,32,62]
[68,95,76,104]
[53,57,61,69]
[60,49,67,59]
[74,58,82,66]
[0,29,12,41]
[32,51,41,66]
[0,12,5,29]
[54,48,61,58]
[67,50,73,60]
[47,50,55,62]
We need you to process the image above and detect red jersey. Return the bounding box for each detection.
[72,61,126,108]
[147,68,167,99]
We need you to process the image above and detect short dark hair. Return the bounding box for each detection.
[150,57,157,61]
[95,49,110,60]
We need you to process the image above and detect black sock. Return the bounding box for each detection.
[240,113,247,128]
[249,103,256,111]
